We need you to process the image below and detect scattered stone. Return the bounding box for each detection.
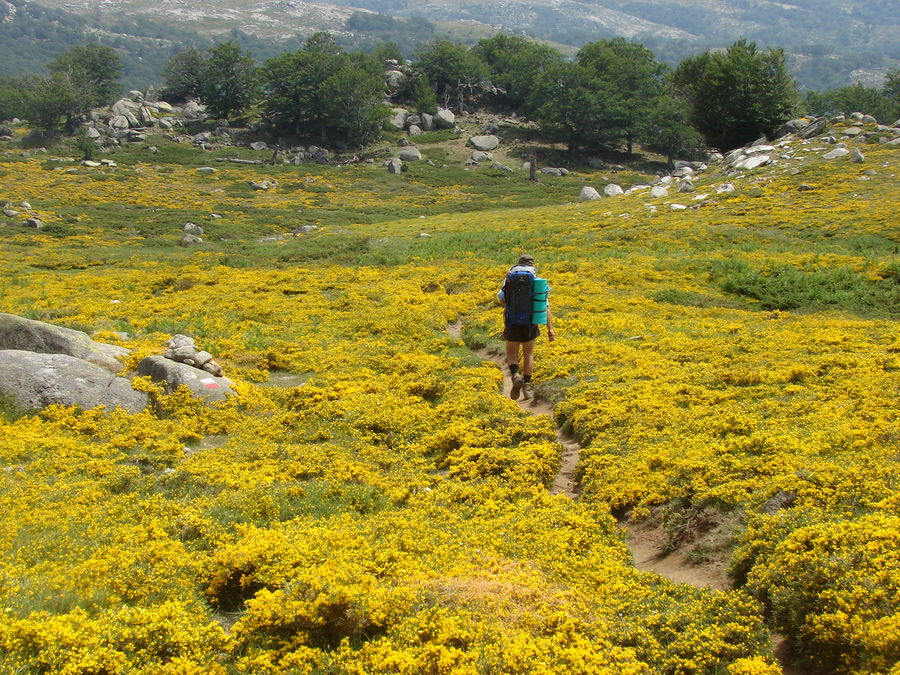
[670,204,688,210]
[158,119,173,130]
[842,127,863,137]
[798,184,815,191]
[408,124,422,136]
[579,186,601,201]
[763,490,796,514]
[100,159,117,167]
[797,118,828,139]
[433,108,455,129]
[672,167,694,178]
[470,151,492,163]
[707,152,724,164]
[196,167,217,175]
[2,209,18,217]
[183,222,204,236]
[540,167,562,177]
[293,225,318,234]
[25,218,43,229]
[387,158,403,174]
[745,145,774,154]
[0,313,128,373]
[716,183,736,193]
[420,113,434,131]
[822,147,850,159]
[604,184,624,197]
[861,114,877,124]
[181,233,203,246]
[85,127,101,139]
[19,202,31,209]
[109,115,130,130]
[385,70,406,89]
[249,180,275,191]
[587,158,605,169]
[850,148,865,163]
[469,135,499,151]
[736,154,771,171]
[386,108,409,131]
[678,179,695,193]
[250,141,268,151]
[399,147,422,162]
[0,350,148,412]
[774,118,809,139]
[182,100,206,120]
[849,112,864,121]
[650,186,668,198]
[491,161,513,172]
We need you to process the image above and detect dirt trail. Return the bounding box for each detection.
[448,321,728,587]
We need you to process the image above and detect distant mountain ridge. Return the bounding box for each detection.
[3,0,898,90]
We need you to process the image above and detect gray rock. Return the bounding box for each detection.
[797,118,828,139]
[385,70,406,89]
[892,119,900,128]
[469,134,499,151]
[123,112,140,128]
[587,158,605,169]
[849,112,864,121]
[181,233,203,246]
[707,152,724,164]
[0,313,128,373]
[470,150,492,163]
[745,145,774,155]
[183,222,204,236]
[2,209,18,217]
[182,100,206,120]
[139,106,155,125]
[192,132,212,143]
[420,113,434,131]
[677,179,695,193]
[762,490,796,515]
[861,114,877,124]
[407,115,421,127]
[293,225,318,234]
[196,167,217,175]
[158,118,173,130]
[0,125,12,137]
[408,124,422,136]
[604,184,624,197]
[25,217,43,229]
[774,118,808,139]
[398,147,422,161]
[386,108,409,131]
[250,141,268,151]
[109,115,130,130]
[579,186,601,201]
[111,99,139,116]
[842,127,863,137]
[540,167,562,177]
[649,186,668,198]
[850,148,865,163]
[823,147,850,159]
[491,161,513,172]
[387,158,403,174]
[433,108,455,129]
[736,154,771,170]
[716,183,736,193]
[672,167,694,178]
[85,127,101,139]
[137,355,233,402]
[0,350,148,412]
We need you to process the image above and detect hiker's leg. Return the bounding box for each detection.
[506,341,520,372]
[521,340,535,376]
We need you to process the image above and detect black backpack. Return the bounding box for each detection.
[504,269,535,326]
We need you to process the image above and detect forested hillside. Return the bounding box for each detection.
[4,0,898,90]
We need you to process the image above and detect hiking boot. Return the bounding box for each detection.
[522,382,534,400]
[510,373,523,400]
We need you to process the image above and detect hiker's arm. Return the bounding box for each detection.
[546,306,556,341]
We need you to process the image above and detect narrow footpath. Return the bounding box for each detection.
[449,321,796,673]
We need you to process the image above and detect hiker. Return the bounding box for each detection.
[497,254,555,400]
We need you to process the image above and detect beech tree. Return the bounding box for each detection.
[47,43,122,109]
[672,39,799,150]
[161,47,207,103]
[528,61,603,153]
[202,41,259,119]
[414,40,487,111]
[473,34,562,109]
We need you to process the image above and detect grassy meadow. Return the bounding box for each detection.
[0,124,897,674]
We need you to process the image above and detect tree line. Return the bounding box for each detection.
[2,33,898,157]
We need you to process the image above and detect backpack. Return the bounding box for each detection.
[504,269,535,326]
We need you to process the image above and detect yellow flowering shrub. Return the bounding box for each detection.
[0,124,895,672]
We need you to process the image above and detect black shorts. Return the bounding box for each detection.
[504,324,540,343]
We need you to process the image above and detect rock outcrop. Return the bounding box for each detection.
[137,356,233,402]
[0,313,128,373]
[0,350,148,412]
